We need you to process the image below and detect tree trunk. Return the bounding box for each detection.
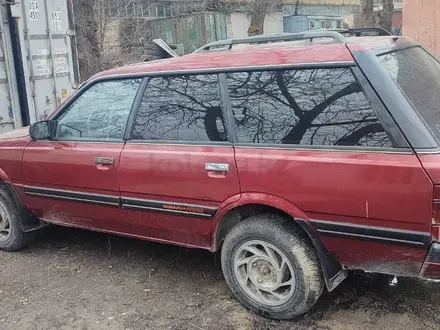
[357,0,394,33]
[248,0,269,36]
[379,0,394,33]
[73,0,102,79]
[359,0,375,28]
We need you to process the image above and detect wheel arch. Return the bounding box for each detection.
[0,168,11,182]
[0,178,43,233]
[212,193,347,291]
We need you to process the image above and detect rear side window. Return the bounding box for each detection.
[227,68,393,148]
[379,47,440,141]
[132,75,227,142]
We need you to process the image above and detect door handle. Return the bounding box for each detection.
[95,157,115,165]
[205,163,229,172]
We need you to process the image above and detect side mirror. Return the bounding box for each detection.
[29,120,56,141]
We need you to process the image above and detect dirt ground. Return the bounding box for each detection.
[1,227,440,330]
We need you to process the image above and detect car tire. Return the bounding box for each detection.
[142,54,164,62]
[0,184,30,252]
[143,43,167,61]
[221,214,324,320]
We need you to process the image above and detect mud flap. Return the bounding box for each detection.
[297,219,348,291]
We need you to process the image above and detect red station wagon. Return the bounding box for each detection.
[1,31,440,320]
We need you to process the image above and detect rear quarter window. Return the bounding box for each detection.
[379,47,440,141]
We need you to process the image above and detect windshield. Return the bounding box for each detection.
[379,47,440,141]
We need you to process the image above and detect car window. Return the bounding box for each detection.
[55,79,142,140]
[379,47,440,142]
[132,75,227,142]
[227,68,393,148]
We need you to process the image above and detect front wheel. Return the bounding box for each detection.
[0,185,31,252]
[221,214,324,320]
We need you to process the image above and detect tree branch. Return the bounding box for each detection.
[282,82,362,144]
[336,123,384,146]
[276,72,303,118]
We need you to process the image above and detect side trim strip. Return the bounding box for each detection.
[24,186,427,244]
[121,197,217,220]
[24,186,120,207]
[23,186,217,219]
[311,219,431,247]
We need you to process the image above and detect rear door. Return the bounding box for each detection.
[119,74,240,248]
[21,78,142,232]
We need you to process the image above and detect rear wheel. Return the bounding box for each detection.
[221,214,324,320]
[0,185,30,252]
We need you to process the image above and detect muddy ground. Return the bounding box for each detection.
[1,226,440,330]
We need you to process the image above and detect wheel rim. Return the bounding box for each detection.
[0,200,11,242]
[233,240,296,307]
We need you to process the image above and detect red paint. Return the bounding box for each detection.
[20,141,126,232]
[421,262,440,280]
[322,235,427,276]
[0,127,31,182]
[0,36,439,281]
[346,36,409,51]
[234,148,432,225]
[416,154,440,184]
[119,144,240,247]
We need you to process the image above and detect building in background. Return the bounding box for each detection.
[391,3,402,35]
[282,0,360,33]
[105,1,363,53]
[88,1,370,79]
[226,10,283,39]
[403,0,440,55]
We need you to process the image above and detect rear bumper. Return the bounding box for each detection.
[421,242,440,280]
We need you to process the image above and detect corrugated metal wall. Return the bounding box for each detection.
[0,6,17,133]
[283,4,359,28]
[0,0,77,133]
[283,4,353,17]
[283,16,309,33]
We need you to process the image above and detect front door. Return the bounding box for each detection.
[119,74,240,248]
[21,78,142,232]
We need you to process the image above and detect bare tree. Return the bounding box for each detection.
[359,0,375,27]
[247,0,281,36]
[357,0,394,32]
[73,0,102,79]
[379,0,394,32]
[73,0,218,79]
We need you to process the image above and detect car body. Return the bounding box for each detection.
[1,31,440,320]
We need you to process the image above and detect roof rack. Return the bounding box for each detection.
[193,31,345,53]
[333,27,392,36]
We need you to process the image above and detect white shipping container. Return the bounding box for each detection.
[0,0,78,133]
